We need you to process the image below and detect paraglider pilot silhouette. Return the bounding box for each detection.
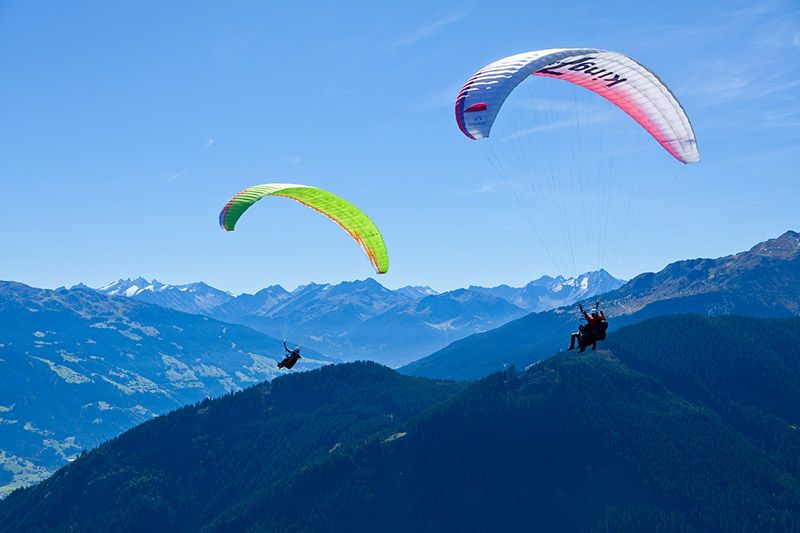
[278,341,302,370]
[568,302,608,352]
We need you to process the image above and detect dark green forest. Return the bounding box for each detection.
[2,315,800,532]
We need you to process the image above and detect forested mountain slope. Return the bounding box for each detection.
[3,316,799,531]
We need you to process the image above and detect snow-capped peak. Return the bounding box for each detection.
[97,277,157,296]
[395,285,439,300]
[124,285,141,297]
[95,278,234,314]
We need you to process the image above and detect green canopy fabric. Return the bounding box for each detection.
[219,183,389,274]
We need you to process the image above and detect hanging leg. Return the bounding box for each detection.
[569,333,580,350]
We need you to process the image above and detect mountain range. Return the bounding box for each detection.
[0,269,620,497]
[403,230,800,380]
[3,315,798,531]
[469,269,623,312]
[98,278,233,315]
[2,230,796,500]
[0,282,331,497]
[95,271,625,367]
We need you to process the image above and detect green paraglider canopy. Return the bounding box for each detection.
[219,183,389,274]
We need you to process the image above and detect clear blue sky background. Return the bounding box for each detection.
[1,1,797,293]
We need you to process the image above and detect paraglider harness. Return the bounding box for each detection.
[278,341,302,369]
[576,301,608,350]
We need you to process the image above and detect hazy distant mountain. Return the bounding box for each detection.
[6,316,798,531]
[404,231,800,380]
[470,269,625,312]
[395,285,438,299]
[96,278,233,315]
[229,283,533,366]
[94,272,618,367]
[0,282,330,497]
[243,278,408,337]
[210,285,290,323]
[340,289,527,367]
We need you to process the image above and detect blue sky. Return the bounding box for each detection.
[0,0,797,293]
